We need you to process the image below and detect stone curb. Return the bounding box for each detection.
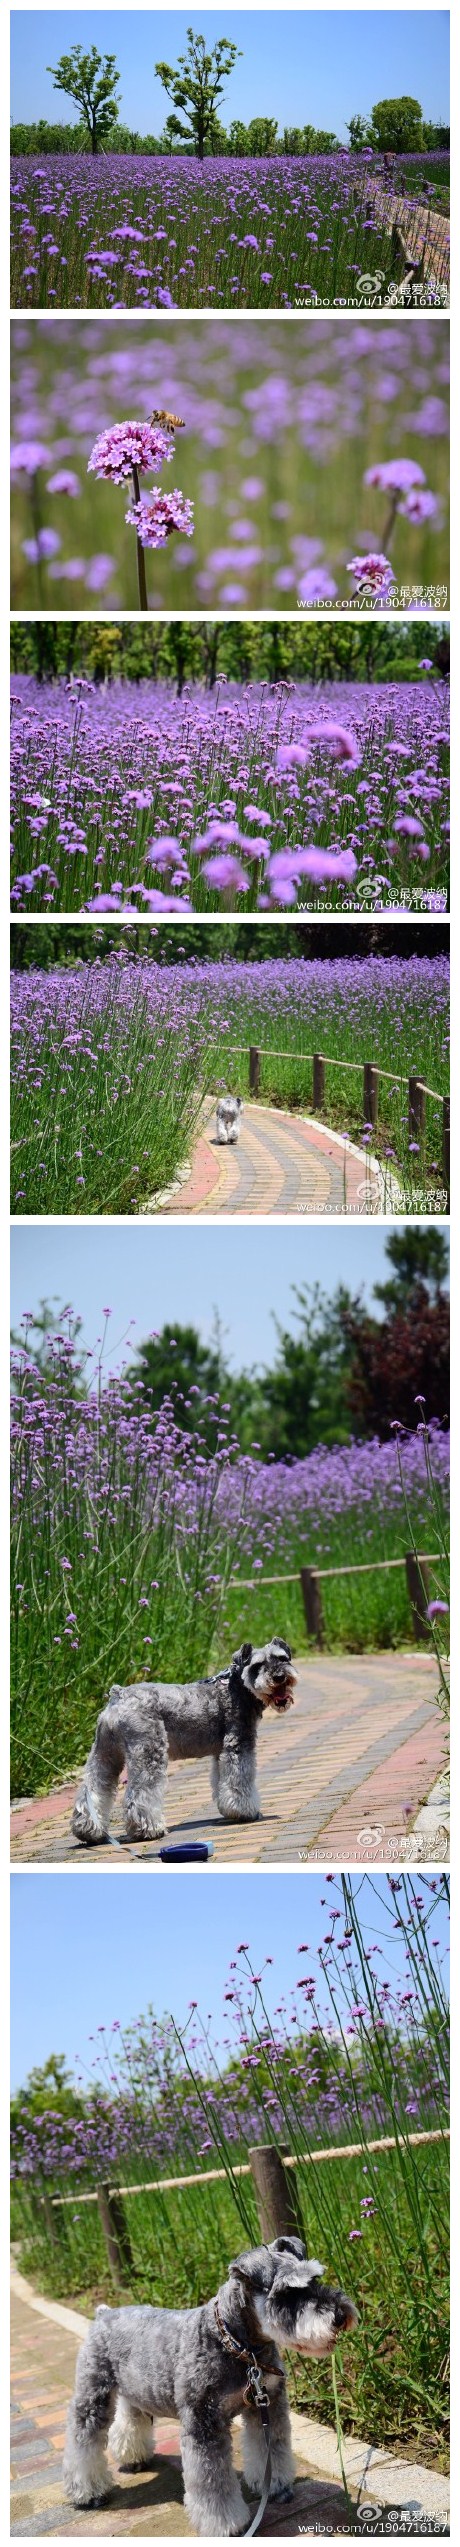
[407,1768,450,1857]
[11,2266,448,2523]
[11,2263,91,2338]
[287,2411,449,2523]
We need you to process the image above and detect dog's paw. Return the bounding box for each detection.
[219,1804,261,1823]
[125,1817,165,1841]
[269,2481,295,2502]
[72,1804,107,1846]
[64,2482,111,2508]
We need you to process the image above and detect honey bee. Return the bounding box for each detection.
[150,408,185,433]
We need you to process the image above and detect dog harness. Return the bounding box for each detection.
[213,2301,283,2538]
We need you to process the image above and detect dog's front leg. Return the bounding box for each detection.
[214,1736,261,1822]
[180,2409,246,2537]
[242,2383,295,2503]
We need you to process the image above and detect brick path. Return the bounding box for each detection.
[10,2279,353,2536]
[11,1655,444,1866]
[364,181,449,285]
[161,1103,380,1217]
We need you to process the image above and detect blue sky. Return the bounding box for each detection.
[10,1869,449,2086]
[10,1222,412,1376]
[11,12,450,139]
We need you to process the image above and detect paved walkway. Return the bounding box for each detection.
[365,180,449,284]
[11,1655,444,1866]
[161,1103,380,1217]
[9,2278,353,2537]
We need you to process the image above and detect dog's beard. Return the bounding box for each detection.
[270,2302,357,2355]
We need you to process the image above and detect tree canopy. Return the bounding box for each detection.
[47,45,121,154]
[370,94,424,153]
[154,28,241,160]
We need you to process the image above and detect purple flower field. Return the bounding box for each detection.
[10,317,450,612]
[11,1303,450,1793]
[10,948,449,1216]
[11,1880,449,2458]
[10,670,450,912]
[10,151,450,311]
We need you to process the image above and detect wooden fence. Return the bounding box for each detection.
[41,2131,449,2288]
[227,1548,442,1650]
[221,1045,449,1186]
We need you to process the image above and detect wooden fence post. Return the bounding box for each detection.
[249,1045,260,1098]
[40,2189,60,2245]
[96,2184,134,2287]
[300,1566,325,1650]
[363,1063,379,1129]
[442,1096,450,1195]
[405,1552,430,1643]
[408,1077,426,1143]
[249,2143,303,2243]
[312,1053,325,1110]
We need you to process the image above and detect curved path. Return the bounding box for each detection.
[11,1655,444,1868]
[162,1102,381,1217]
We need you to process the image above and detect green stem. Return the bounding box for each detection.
[331,2353,355,2524]
[132,465,148,612]
[30,471,44,609]
[382,491,399,554]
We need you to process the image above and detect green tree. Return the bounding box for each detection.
[157,621,204,692]
[154,29,241,161]
[246,116,278,155]
[237,1283,360,1461]
[128,1320,234,1452]
[312,129,338,152]
[373,1228,449,1313]
[346,112,372,150]
[47,45,121,154]
[422,120,450,151]
[370,95,424,154]
[229,119,250,154]
[282,128,304,155]
[10,2053,87,2133]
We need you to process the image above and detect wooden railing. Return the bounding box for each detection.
[39,2131,449,2287]
[228,1549,443,1649]
[219,1044,449,1184]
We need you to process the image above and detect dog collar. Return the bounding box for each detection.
[213,2302,281,2407]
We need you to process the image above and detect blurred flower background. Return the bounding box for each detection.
[10,317,449,611]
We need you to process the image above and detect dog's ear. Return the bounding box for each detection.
[231,1642,253,1673]
[269,2236,306,2261]
[228,2246,277,2294]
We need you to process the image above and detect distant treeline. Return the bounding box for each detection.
[10,922,449,972]
[10,116,450,158]
[10,618,450,692]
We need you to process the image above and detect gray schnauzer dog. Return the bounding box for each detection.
[72,1638,297,1846]
[215,1094,244,1144]
[63,2235,357,2535]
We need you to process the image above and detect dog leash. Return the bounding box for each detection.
[214,2302,279,2539]
[99,1835,214,1861]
